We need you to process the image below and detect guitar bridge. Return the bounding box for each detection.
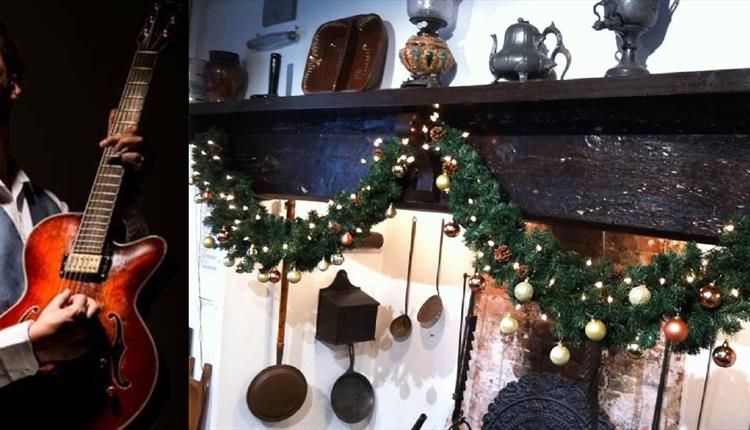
[60,253,112,282]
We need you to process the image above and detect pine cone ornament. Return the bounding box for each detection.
[430,126,447,142]
[442,159,459,175]
[494,245,513,262]
[516,264,530,280]
[330,222,342,234]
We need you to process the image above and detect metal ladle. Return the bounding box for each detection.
[417,218,445,328]
[390,216,417,341]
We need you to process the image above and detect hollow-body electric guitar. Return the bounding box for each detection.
[0,4,176,429]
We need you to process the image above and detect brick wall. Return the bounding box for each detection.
[462,225,686,429]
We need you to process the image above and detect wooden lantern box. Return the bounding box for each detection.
[316,270,379,345]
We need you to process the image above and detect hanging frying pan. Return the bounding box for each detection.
[247,200,308,422]
[330,344,375,423]
[417,218,446,328]
[390,216,417,341]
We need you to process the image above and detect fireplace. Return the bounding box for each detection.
[482,372,614,430]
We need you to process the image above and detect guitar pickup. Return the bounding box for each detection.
[60,253,112,282]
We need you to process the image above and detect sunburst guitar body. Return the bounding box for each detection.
[0,214,165,429]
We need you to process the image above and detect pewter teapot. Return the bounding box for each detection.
[490,18,571,82]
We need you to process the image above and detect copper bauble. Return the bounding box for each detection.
[662,317,689,343]
[443,221,461,238]
[699,284,722,309]
[217,228,230,243]
[267,269,281,283]
[468,274,485,292]
[373,148,384,160]
[712,341,736,368]
[340,232,354,246]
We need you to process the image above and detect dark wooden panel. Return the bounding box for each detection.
[188,68,750,242]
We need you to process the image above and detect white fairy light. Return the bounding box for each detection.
[207,140,215,145]
[350,193,357,200]
[433,103,440,109]
[624,277,632,284]
[581,293,587,301]
[365,185,372,191]
[541,313,548,321]
[360,158,367,164]
[686,274,695,283]
[231,226,238,231]
[243,205,249,211]
[477,251,484,258]
[226,175,233,180]
[422,143,430,150]
[422,125,429,133]
[212,155,221,160]
[229,204,236,210]
[356,227,363,233]
[462,131,470,138]
[226,194,235,201]
[200,150,207,155]
[373,138,383,146]
[659,277,666,285]
[468,198,474,204]
[730,288,739,297]
[282,243,288,250]
[336,204,343,210]
[309,223,316,229]
[234,219,241,225]
[262,246,269,253]
[487,240,495,247]
[536,244,543,252]
[724,224,735,232]
[470,215,477,222]
[549,278,556,286]
[435,146,441,152]
[513,262,520,270]
[515,304,522,310]
[401,138,410,145]
[483,265,491,272]
[307,235,312,241]
[255,215,261,220]
[406,155,415,164]
[595,281,604,289]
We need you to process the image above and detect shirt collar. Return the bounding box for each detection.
[0,168,31,205]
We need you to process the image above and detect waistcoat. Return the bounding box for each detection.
[0,183,61,313]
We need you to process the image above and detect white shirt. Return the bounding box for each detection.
[0,169,67,388]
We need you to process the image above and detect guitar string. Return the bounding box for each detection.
[60,51,155,298]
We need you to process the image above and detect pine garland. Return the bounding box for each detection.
[190,126,750,356]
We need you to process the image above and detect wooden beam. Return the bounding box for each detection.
[189,69,750,242]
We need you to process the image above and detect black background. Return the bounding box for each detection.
[0,1,187,428]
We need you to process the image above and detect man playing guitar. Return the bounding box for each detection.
[0,22,146,389]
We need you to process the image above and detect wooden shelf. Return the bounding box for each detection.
[189,69,750,243]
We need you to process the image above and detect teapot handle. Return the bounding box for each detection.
[541,22,571,80]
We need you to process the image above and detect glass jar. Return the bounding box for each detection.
[203,50,247,102]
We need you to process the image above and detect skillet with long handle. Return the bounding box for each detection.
[247,200,308,422]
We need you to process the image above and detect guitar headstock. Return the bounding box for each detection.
[136,1,181,52]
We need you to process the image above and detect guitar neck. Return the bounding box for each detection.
[72,50,158,255]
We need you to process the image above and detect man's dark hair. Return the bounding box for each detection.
[0,21,22,81]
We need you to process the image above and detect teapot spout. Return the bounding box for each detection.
[490,33,497,57]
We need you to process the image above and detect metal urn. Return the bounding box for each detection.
[593,0,679,77]
[489,18,571,83]
[399,0,459,88]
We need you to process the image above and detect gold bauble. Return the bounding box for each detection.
[514,280,534,302]
[499,314,519,334]
[257,272,269,283]
[317,259,330,271]
[222,256,235,267]
[435,173,451,191]
[331,253,345,266]
[287,269,302,284]
[628,285,652,305]
[626,342,645,359]
[550,342,570,366]
[385,205,397,218]
[585,318,607,341]
[202,236,216,249]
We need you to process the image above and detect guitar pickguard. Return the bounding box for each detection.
[107,312,131,389]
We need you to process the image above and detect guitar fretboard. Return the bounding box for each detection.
[72,51,158,255]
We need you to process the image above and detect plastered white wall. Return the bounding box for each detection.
[189,1,750,429]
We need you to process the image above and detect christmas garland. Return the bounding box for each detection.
[190,125,750,363]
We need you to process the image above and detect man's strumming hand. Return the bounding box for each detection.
[28,289,100,364]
